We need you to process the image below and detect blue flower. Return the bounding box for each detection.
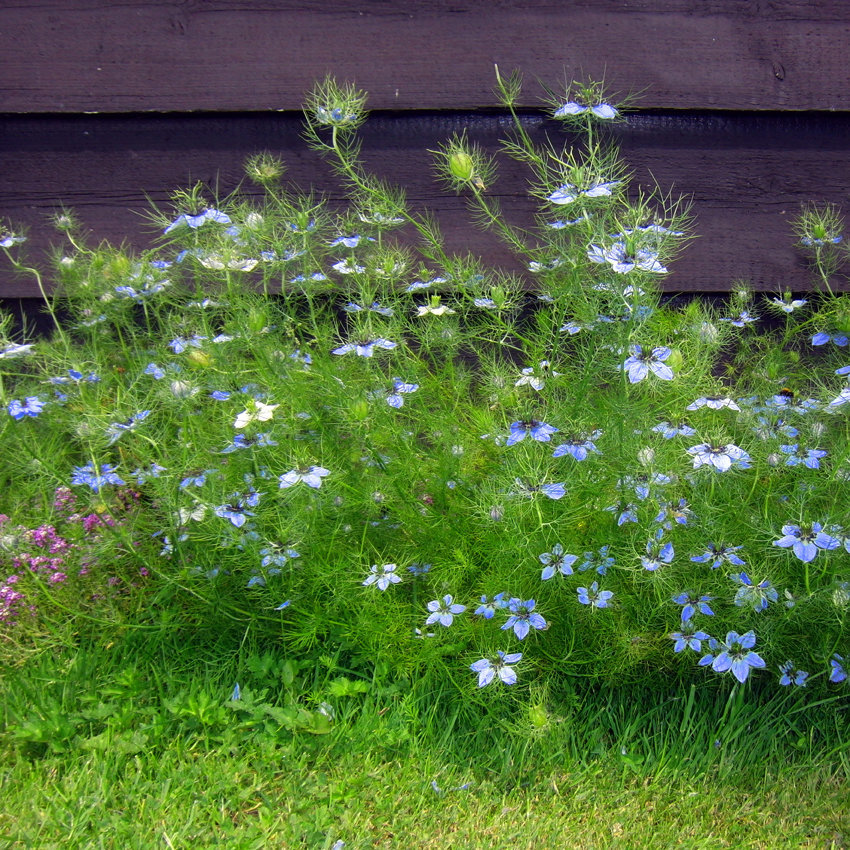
[230,682,241,701]
[778,661,809,687]
[179,469,217,489]
[215,492,260,528]
[221,432,278,453]
[670,629,710,653]
[690,543,745,569]
[279,465,330,489]
[469,651,522,687]
[812,331,849,347]
[168,334,206,354]
[506,419,558,446]
[539,543,578,580]
[331,338,397,357]
[604,500,639,525]
[686,396,741,412]
[672,592,714,623]
[105,410,151,445]
[779,444,828,469]
[651,421,696,439]
[721,310,758,328]
[577,581,614,608]
[512,478,566,500]
[653,498,694,529]
[554,101,619,120]
[578,546,615,576]
[687,443,751,472]
[407,562,432,576]
[164,208,231,234]
[701,630,765,684]
[552,432,602,460]
[425,595,466,627]
[830,654,847,683]
[642,533,674,571]
[49,369,99,385]
[131,463,167,484]
[475,592,508,619]
[386,378,419,408]
[260,545,300,568]
[502,598,547,639]
[592,242,667,274]
[622,345,674,383]
[730,572,778,612]
[7,396,45,420]
[773,522,839,563]
[70,462,125,493]
[362,563,402,591]
[144,362,166,379]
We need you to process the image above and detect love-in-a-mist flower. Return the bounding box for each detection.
[778,661,809,687]
[470,651,523,687]
[554,101,619,119]
[651,421,696,439]
[168,334,206,354]
[234,400,279,429]
[769,296,808,313]
[70,462,125,493]
[502,598,547,639]
[475,592,508,618]
[687,443,751,472]
[515,361,559,391]
[700,630,765,683]
[622,345,674,383]
[590,242,667,274]
[214,491,260,528]
[672,592,714,622]
[773,523,840,563]
[164,208,231,234]
[279,465,330,489]
[547,179,619,204]
[779,444,828,469]
[577,581,613,608]
[686,396,741,412]
[539,543,578,580]
[578,546,615,576]
[425,595,466,627]
[385,378,419,408]
[690,543,745,569]
[553,431,602,461]
[105,410,151,445]
[830,654,847,683]
[512,478,566,500]
[0,341,33,359]
[642,531,674,571]
[506,419,558,446]
[7,397,45,420]
[670,629,711,653]
[362,563,401,591]
[331,338,397,357]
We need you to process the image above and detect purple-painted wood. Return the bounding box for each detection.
[2,1,850,113]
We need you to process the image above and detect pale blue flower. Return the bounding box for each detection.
[506,419,558,446]
[363,563,401,590]
[672,592,714,623]
[105,410,151,445]
[554,101,619,119]
[552,431,601,460]
[652,421,696,439]
[8,397,45,420]
[642,533,674,571]
[386,377,419,408]
[425,595,466,627]
[812,332,849,347]
[670,629,710,653]
[577,581,613,608]
[778,661,808,687]
[214,492,260,528]
[830,654,847,683]
[144,362,166,379]
[279,465,330,489]
[779,444,827,469]
[221,432,278,453]
[773,522,839,563]
[475,592,508,619]
[70,462,125,493]
[690,543,745,569]
[168,334,206,354]
[622,345,674,383]
[502,598,547,640]
[470,651,522,687]
[539,543,577,580]
[578,546,614,575]
[164,208,231,234]
[687,443,751,472]
[686,396,740,412]
[703,630,765,683]
[332,338,397,357]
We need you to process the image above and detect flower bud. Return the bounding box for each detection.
[186,349,211,368]
[449,151,475,182]
[350,399,370,421]
[665,348,683,371]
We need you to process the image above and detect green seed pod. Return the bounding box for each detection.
[449,150,475,183]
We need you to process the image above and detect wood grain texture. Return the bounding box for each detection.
[1,109,843,297]
[2,1,850,112]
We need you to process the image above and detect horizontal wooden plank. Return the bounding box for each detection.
[1,109,847,297]
[2,1,850,113]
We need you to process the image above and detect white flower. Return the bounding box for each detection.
[234,401,279,429]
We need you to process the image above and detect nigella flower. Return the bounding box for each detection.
[578,546,614,576]
[547,179,619,204]
[279,465,330,489]
[425,595,466,627]
[164,208,231,234]
[234,400,279,429]
[512,478,566,500]
[554,101,619,119]
[539,543,578,580]
[49,369,100,385]
[830,654,847,683]
[502,598,547,639]
[362,563,401,591]
[8,397,45,420]
[70,462,125,493]
[642,532,674,571]
[168,334,206,354]
[687,443,751,472]
[385,378,419,408]
[652,421,696,439]
[699,630,765,683]
[331,338,397,357]
[827,387,850,408]
[731,572,778,612]
[604,501,638,525]
[215,491,260,528]
[505,419,558,446]
[670,629,710,653]
[622,345,674,383]
[779,444,827,469]
[591,242,667,274]
[812,332,849,347]
[329,234,373,248]
[577,581,614,608]
[179,469,217,489]
[515,361,559,391]
[132,463,167,484]
[621,472,672,501]
[773,522,840,563]
[753,416,799,440]
[105,410,151,445]
[342,300,394,317]
[475,592,508,619]
[560,321,585,335]
[221,432,278,453]
[0,342,34,359]
[690,543,745,569]
[672,592,715,623]
[653,498,694,529]
[778,660,809,687]
[407,562,432,576]
[769,296,808,313]
[470,651,522,687]
[721,310,758,328]
[552,431,602,461]
[686,396,741,412]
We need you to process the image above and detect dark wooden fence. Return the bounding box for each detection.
[2,1,850,299]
